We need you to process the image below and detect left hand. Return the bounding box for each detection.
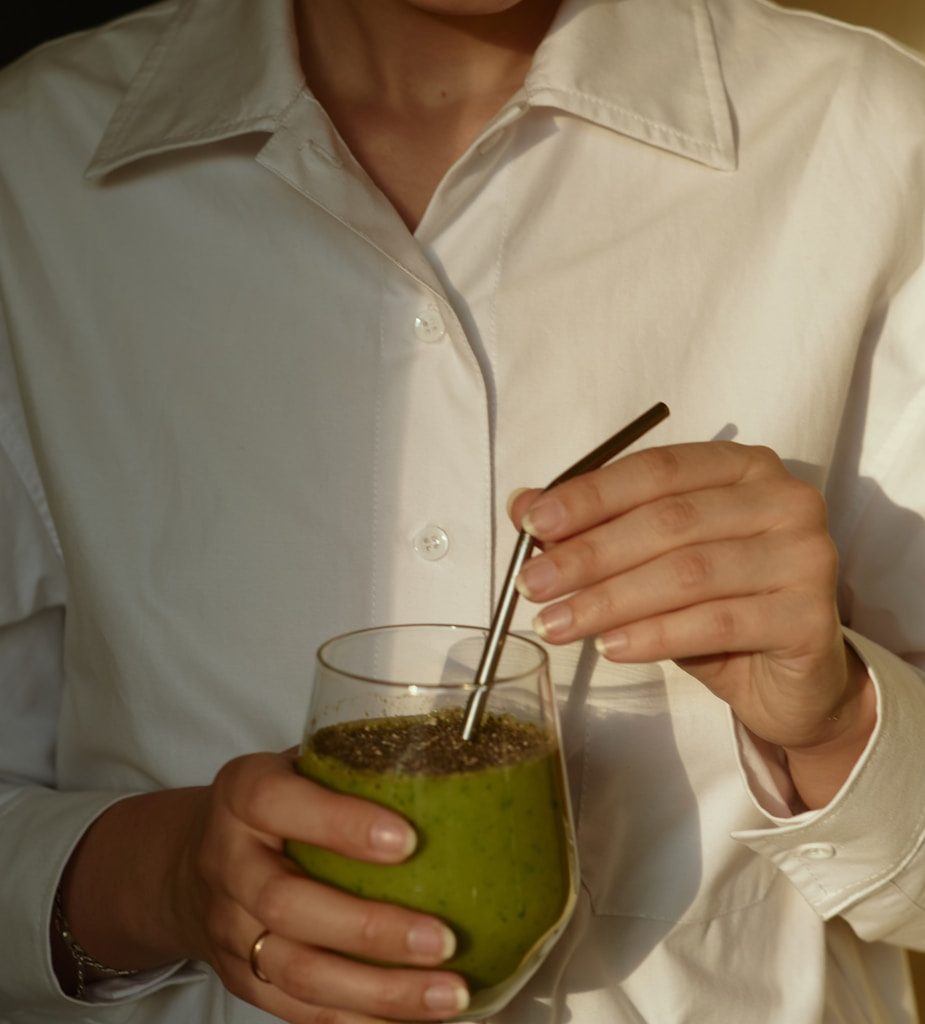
[509,441,875,806]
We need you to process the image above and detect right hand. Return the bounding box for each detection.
[178,750,469,1023]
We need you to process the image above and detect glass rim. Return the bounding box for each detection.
[316,622,549,689]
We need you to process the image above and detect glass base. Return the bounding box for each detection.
[446,889,577,1021]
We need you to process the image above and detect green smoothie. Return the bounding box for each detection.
[286,707,573,991]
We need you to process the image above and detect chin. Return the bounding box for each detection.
[406,0,532,14]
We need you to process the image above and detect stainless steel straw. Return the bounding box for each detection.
[461,401,670,740]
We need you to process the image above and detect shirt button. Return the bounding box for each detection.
[795,842,836,860]
[413,525,450,561]
[413,306,446,343]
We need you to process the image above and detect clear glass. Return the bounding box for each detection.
[286,623,578,1021]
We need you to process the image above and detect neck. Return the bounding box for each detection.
[296,0,560,116]
[293,0,561,232]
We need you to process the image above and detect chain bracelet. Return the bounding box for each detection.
[53,888,137,998]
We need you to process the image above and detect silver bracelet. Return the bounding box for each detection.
[53,887,137,998]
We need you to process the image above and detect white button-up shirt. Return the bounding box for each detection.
[1,1,925,1022]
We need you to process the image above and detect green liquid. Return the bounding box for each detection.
[286,712,572,991]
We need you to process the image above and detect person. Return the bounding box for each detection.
[1,0,924,1021]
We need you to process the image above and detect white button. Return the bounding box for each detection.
[796,843,836,861]
[413,525,450,561]
[413,306,446,343]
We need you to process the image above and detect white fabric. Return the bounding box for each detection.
[1,0,924,1021]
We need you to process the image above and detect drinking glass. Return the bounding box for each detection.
[286,623,578,1021]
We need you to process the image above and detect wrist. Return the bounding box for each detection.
[51,886,138,997]
[782,648,877,809]
[56,787,208,977]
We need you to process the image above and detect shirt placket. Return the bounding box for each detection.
[256,93,496,627]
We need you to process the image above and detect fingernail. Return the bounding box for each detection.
[424,983,470,1013]
[506,487,530,518]
[369,821,416,857]
[516,558,559,599]
[522,498,565,538]
[407,922,456,960]
[533,604,573,639]
[595,632,628,658]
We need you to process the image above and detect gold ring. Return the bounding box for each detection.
[249,929,271,983]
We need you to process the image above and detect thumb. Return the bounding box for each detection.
[506,487,543,530]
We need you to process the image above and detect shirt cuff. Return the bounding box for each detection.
[81,963,196,1004]
[0,786,201,1014]
[730,628,925,918]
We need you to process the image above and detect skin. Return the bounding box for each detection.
[509,442,877,811]
[51,2,877,1021]
[56,757,467,1022]
[296,0,560,230]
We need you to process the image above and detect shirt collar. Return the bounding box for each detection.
[86,0,304,178]
[87,0,735,179]
[527,0,736,169]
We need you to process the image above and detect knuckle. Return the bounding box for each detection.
[781,476,827,523]
[375,976,413,1016]
[649,616,670,652]
[279,948,320,1001]
[639,446,681,488]
[356,905,387,948]
[213,753,248,787]
[791,529,839,584]
[709,604,738,644]
[738,444,782,481]
[652,495,698,536]
[583,588,619,629]
[255,874,297,931]
[327,796,376,851]
[673,547,712,588]
[234,768,281,827]
[572,474,608,520]
[566,533,605,576]
[748,443,780,467]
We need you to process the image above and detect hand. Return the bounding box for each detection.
[58,752,469,1023]
[508,441,876,806]
[179,751,469,1022]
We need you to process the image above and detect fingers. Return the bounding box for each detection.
[212,757,458,970]
[514,442,788,543]
[217,753,416,863]
[530,524,835,639]
[506,442,836,659]
[222,844,456,967]
[210,755,455,966]
[515,476,820,602]
[204,848,453,967]
[591,589,838,668]
[197,752,468,1022]
[225,930,468,1022]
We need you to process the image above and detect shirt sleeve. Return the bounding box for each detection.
[0,297,69,795]
[730,253,925,952]
[732,631,925,950]
[0,323,192,1015]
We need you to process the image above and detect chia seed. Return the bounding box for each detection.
[310,707,551,775]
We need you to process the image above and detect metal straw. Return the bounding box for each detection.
[461,402,670,740]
